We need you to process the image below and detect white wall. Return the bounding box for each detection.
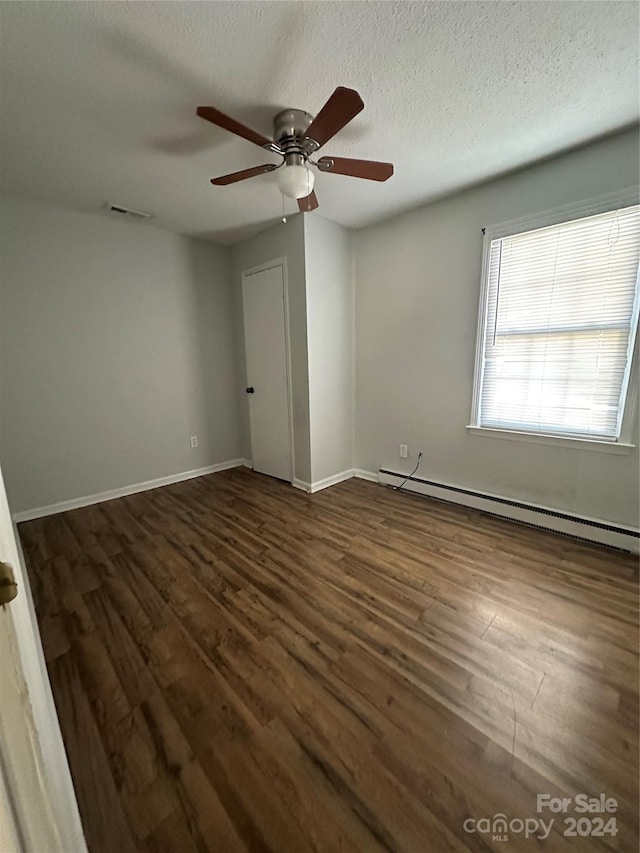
[0,193,241,513]
[355,128,640,528]
[232,214,312,483]
[304,215,354,484]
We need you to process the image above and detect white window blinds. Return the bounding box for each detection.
[477,204,640,439]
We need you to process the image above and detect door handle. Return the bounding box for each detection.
[245,387,255,394]
[0,562,18,606]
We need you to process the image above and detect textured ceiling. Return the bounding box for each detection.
[0,1,637,244]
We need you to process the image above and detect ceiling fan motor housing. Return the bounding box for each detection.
[273,109,319,160]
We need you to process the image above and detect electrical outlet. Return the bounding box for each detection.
[190,435,198,449]
[400,444,408,458]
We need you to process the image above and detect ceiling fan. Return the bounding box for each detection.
[197,87,394,212]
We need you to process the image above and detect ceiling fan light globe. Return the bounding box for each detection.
[277,164,315,199]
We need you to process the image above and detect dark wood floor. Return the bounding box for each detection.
[19,468,638,853]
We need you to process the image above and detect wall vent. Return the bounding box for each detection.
[105,203,153,219]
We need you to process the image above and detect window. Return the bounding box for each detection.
[471,201,640,443]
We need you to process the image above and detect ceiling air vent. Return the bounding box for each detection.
[105,203,153,219]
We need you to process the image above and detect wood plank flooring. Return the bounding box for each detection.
[19,468,639,852]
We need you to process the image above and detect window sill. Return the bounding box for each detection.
[465,425,636,455]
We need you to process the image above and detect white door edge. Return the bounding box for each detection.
[0,459,86,852]
[11,529,87,852]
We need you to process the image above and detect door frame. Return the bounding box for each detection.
[0,482,87,851]
[241,257,296,485]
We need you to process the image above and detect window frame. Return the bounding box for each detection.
[468,188,640,452]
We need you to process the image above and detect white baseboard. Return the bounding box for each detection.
[378,470,639,553]
[353,469,379,483]
[292,469,356,494]
[293,469,372,494]
[308,469,355,493]
[13,459,248,522]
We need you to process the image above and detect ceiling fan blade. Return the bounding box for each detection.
[305,87,364,149]
[317,156,393,182]
[298,190,319,213]
[210,164,278,185]
[197,106,280,153]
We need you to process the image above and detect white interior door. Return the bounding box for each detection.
[242,263,292,481]
[0,463,86,852]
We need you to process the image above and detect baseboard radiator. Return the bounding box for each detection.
[378,468,640,554]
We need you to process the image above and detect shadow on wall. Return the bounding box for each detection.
[184,240,241,462]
